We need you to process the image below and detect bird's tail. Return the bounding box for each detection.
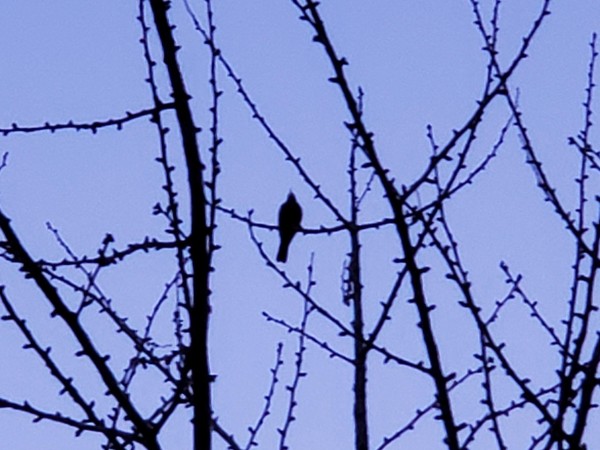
[277,238,289,263]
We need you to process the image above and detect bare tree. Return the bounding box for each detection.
[0,1,598,449]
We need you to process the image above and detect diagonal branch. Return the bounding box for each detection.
[0,208,158,448]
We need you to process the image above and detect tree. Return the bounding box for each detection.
[0,0,598,449]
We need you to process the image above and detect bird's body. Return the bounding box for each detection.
[277,192,302,263]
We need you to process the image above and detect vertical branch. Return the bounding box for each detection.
[570,218,600,448]
[555,33,598,448]
[571,313,600,447]
[138,0,193,316]
[244,343,284,450]
[429,123,505,449]
[347,96,369,450]
[147,1,212,449]
[278,258,315,450]
[292,1,460,446]
[567,34,599,366]
[186,0,224,271]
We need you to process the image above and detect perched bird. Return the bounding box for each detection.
[277,192,302,263]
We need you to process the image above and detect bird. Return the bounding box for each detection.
[277,192,302,263]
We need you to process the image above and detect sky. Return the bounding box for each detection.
[0,1,599,449]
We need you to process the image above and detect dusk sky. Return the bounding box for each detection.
[0,1,599,449]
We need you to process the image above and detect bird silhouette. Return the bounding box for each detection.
[277,192,302,263]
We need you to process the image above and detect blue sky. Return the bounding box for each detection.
[0,1,599,449]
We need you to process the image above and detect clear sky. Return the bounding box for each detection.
[0,1,598,449]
